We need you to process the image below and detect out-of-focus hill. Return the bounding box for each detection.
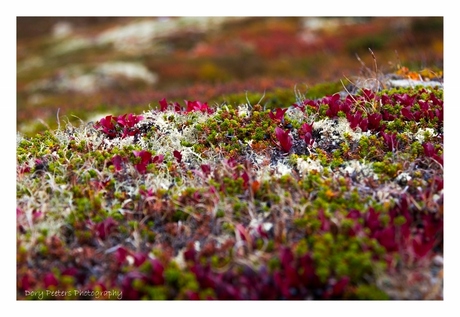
[17,17,443,136]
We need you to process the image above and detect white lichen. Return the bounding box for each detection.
[296,157,323,174]
[414,127,437,143]
[313,117,371,143]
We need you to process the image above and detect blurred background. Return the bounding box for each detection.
[17,17,443,136]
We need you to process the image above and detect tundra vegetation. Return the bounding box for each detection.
[16,17,443,300]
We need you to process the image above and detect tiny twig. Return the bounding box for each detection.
[56,108,61,131]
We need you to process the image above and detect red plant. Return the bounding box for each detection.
[423,142,443,165]
[275,127,293,152]
[323,94,341,118]
[299,122,314,147]
[381,131,399,151]
[116,113,143,128]
[185,100,213,114]
[133,150,153,174]
[347,111,363,130]
[158,98,213,114]
[152,154,164,164]
[43,272,59,288]
[173,150,182,163]
[367,113,382,130]
[269,108,288,122]
[111,155,124,171]
[95,217,118,240]
[95,113,143,138]
[401,106,414,121]
[94,115,118,138]
[200,164,211,176]
[159,98,181,112]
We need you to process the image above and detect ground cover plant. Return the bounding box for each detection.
[16,67,443,299]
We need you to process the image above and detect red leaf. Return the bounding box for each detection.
[115,246,130,265]
[173,150,182,163]
[359,118,368,131]
[423,142,435,157]
[111,155,124,171]
[299,122,313,136]
[275,127,292,152]
[412,235,435,258]
[96,217,118,240]
[44,272,59,288]
[133,150,153,174]
[241,171,249,188]
[401,107,414,120]
[269,108,288,122]
[368,113,382,130]
[150,259,165,285]
[152,154,164,164]
[159,98,168,111]
[133,252,148,267]
[200,164,211,176]
[95,115,118,138]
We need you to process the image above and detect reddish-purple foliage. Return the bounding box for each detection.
[158,98,181,112]
[185,100,213,114]
[116,113,144,128]
[111,154,124,171]
[61,267,86,285]
[200,164,211,176]
[121,271,147,300]
[173,150,182,163]
[95,217,118,240]
[324,94,341,118]
[18,163,31,174]
[133,252,148,267]
[159,97,169,112]
[394,93,417,107]
[318,209,331,232]
[115,246,130,265]
[94,115,118,138]
[361,89,375,101]
[139,188,155,198]
[32,209,43,223]
[19,274,32,291]
[158,98,213,114]
[241,171,250,188]
[152,154,164,164]
[95,113,143,138]
[133,150,153,174]
[347,111,377,132]
[401,106,414,121]
[381,131,399,151]
[43,272,59,288]
[367,113,382,130]
[346,194,442,261]
[423,142,443,165]
[61,267,78,277]
[226,157,237,168]
[299,122,314,147]
[275,127,293,152]
[347,111,363,130]
[423,142,435,157]
[167,243,351,300]
[359,117,368,132]
[269,108,288,122]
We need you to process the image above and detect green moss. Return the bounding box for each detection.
[353,284,389,300]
